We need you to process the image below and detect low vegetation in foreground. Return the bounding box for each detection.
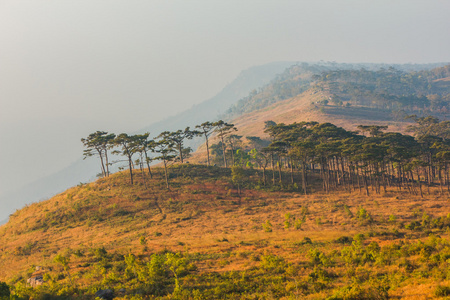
[1,164,450,299]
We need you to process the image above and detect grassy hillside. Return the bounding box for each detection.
[1,63,450,299]
[3,63,446,225]
[2,165,450,299]
[233,90,410,137]
[0,61,295,223]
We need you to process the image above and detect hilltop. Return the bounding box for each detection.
[0,61,295,222]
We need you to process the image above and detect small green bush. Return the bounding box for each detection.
[435,285,450,297]
[284,213,291,229]
[0,282,10,298]
[294,218,304,230]
[262,220,272,232]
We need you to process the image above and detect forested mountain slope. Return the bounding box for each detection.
[226,63,450,119]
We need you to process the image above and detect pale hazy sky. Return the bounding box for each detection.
[1,0,449,195]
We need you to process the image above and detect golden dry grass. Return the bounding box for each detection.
[1,165,450,298]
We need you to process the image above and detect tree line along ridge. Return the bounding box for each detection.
[82,115,450,196]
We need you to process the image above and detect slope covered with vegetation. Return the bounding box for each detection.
[1,62,450,299]
[0,119,450,299]
[0,61,294,223]
[2,152,450,298]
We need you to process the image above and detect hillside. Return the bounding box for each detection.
[2,164,450,299]
[2,62,446,224]
[1,62,450,299]
[189,89,411,166]
[225,63,450,119]
[232,90,410,139]
[0,61,295,223]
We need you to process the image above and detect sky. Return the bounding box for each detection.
[0,0,450,195]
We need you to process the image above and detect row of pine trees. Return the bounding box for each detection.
[81,120,236,189]
[82,116,450,196]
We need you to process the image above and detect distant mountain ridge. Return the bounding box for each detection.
[225,62,449,119]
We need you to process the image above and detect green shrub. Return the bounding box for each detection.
[405,221,421,231]
[301,206,309,217]
[435,285,450,297]
[327,282,388,300]
[262,220,272,232]
[356,207,372,224]
[260,254,286,273]
[284,213,291,229]
[388,214,397,223]
[308,249,332,267]
[302,237,313,245]
[0,282,10,298]
[335,236,353,244]
[294,218,304,230]
[353,233,365,246]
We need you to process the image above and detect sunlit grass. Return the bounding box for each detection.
[1,164,450,299]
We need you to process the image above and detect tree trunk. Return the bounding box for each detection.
[363,166,369,196]
[414,169,423,198]
[97,149,106,177]
[278,158,282,184]
[178,143,184,163]
[445,163,449,193]
[163,159,169,189]
[144,152,153,179]
[262,167,266,186]
[302,160,307,195]
[204,132,210,166]
[140,160,147,189]
[220,135,227,168]
[290,157,294,184]
[128,156,134,185]
[271,153,275,185]
[357,165,362,193]
[104,150,110,176]
[231,145,235,166]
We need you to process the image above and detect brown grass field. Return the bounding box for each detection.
[1,164,450,299]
